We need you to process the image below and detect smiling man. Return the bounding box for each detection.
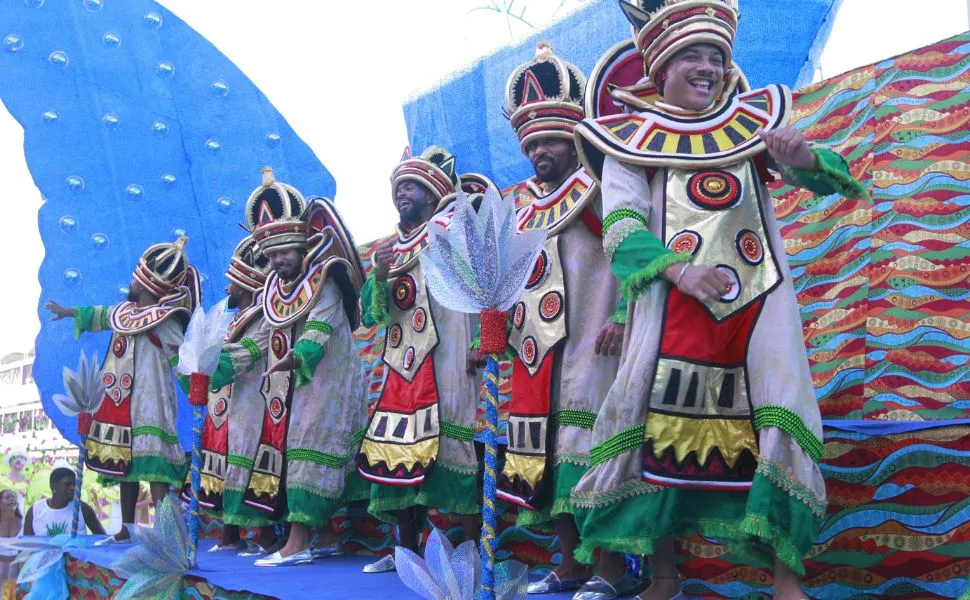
[500,43,633,599]
[239,168,368,567]
[569,1,868,598]
[355,146,485,573]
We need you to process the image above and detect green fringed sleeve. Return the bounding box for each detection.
[72,305,109,339]
[292,339,325,388]
[360,271,390,328]
[781,146,868,200]
[208,351,237,390]
[609,295,628,325]
[611,229,692,301]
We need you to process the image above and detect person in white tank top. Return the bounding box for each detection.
[23,467,105,537]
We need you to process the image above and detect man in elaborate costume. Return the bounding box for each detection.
[356,146,484,573]
[569,1,867,598]
[499,43,633,598]
[237,168,368,567]
[45,236,199,543]
[178,235,280,553]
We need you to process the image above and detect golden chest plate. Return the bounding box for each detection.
[663,161,780,321]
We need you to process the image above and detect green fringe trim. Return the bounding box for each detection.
[589,424,644,464]
[607,309,626,325]
[368,271,391,328]
[554,409,597,430]
[753,405,823,462]
[783,146,868,200]
[619,252,692,301]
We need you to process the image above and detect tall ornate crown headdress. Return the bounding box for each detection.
[620,0,739,85]
[134,235,192,298]
[503,41,586,151]
[226,235,270,293]
[390,145,459,211]
[246,167,309,252]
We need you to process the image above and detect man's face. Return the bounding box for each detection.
[52,474,76,503]
[525,137,577,184]
[225,281,245,309]
[267,248,304,282]
[661,43,726,111]
[394,181,434,224]
[127,279,142,302]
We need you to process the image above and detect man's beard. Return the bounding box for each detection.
[126,290,138,302]
[227,294,239,310]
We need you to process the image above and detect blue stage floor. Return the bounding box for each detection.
[69,538,579,599]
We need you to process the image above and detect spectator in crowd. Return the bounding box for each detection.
[23,467,104,537]
[0,489,22,581]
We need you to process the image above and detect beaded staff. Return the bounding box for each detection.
[176,300,233,566]
[51,351,105,537]
[419,185,546,600]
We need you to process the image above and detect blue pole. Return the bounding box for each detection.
[188,405,205,565]
[70,445,86,537]
[478,356,500,600]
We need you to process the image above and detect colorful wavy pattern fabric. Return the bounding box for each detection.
[20,556,270,600]
[772,32,970,421]
[681,426,970,599]
[675,33,970,599]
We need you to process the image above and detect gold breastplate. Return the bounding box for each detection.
[509,236,567,374]
[383,265,439,381]
[663,160,780,321]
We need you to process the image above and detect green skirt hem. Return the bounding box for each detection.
[572,471,821,576]
[515,462,588,529]
[368,465,480,523]
[96,456,187,488]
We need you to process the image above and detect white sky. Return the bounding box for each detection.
[1,0,967,351]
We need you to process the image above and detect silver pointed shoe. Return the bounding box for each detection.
[311,541,344,559]
[238,540,281,557]
[93,533,131,546]
[572,573,642,600]
[208,540,247,553]
[362,554,396,573]
[528,571,588,594]
[253,548,313,567]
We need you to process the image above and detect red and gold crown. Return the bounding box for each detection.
[620,0,739,85]
[246,167,309,252]
[390,145,459,209]
[133,235,192,298]
[226,235,269,293]
[504,41,586,151]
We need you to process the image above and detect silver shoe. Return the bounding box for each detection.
[572,573,642,600]
[253,549,313,567]
[93,533,131,546]
[208,540,247,553]
[528,571,588,594]
[362,554,396,573]
[311,541,344,559]
[238,540,281,557]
